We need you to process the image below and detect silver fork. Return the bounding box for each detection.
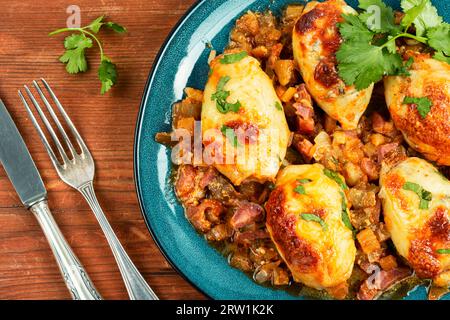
[19,79,158,300]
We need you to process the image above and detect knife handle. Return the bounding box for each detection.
[30,201,102,300]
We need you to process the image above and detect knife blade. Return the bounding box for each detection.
[0,99,101,300]
[0,99,46,207]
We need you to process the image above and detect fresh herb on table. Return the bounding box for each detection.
[403,96,433,118]
[436,248,450,254]
[403,181,433,209]
[300,213,328,230]
[220,51,248,64]
[49,16,126,94]
[337,0,450,90]
[211,76,242,113]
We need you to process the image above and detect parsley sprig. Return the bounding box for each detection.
[49,16,126,94]
[337,0,450,90]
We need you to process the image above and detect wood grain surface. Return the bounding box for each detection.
[0,0,205,300]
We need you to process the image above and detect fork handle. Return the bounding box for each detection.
[30,200,102,300]
[78,182,158,300]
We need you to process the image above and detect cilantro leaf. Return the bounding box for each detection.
[59,34,93,73]
[275,101,283,111]
[358,0,400,34]
[294,185,306,195]
[98,58,117,94]
[396,57,414,76]
[433,51,450,64]
[50,16,126,94]
[340,191,355,232]
[403,181,433,209]
[300,213,328,231]
[88,16,105,33]
[211,76,241,114]
[338,13,374,42]
[323,168,348,190]
[401,0,443,36]
[436,249,450,254]
[105,22,127,33]
[403,96,433,118]
[87,16,126,34]
[220,51,248,64]
[336,40,402,90]
[427,23,450,57]
[297,179,312,184]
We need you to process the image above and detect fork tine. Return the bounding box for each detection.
[32,80,77,158]
[40,79,91,156]
[18,90,62,168]
[22,85,70,164]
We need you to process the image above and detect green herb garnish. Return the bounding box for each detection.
[336,0,450,91]
[324,168,348,190]
[297,179,313,184]
[403,181,433,209]
[403,96,433,118]
[211,76,241,114]
[220,51,248,64]
[49,15,126,94]
[340,191,354,232]
[294,185,306,195]
[436,249,450,254]
[300,213,328,231]
[221,125,240,147]
[275,101,283,111]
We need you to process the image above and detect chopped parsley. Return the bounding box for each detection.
[436,248,450,254]
[294,179,313,195]
[300,213,328,231]
[220,125,240,147]
[403,181,433,209]
[403,96,433,118]
[294,185,306,195]
[340,191,354,232]
[324,168,348,190]
[220,51,248,64]
[211,76,241,114]
[275,101,283,111]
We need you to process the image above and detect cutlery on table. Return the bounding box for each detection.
[19,79,159,300]
[0,99,102,300]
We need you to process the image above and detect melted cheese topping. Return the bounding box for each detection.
[292,0,374,129]
[380,157,450,286]
[265,164,356,290]
[201,54,290,185]
[384,52,450,166]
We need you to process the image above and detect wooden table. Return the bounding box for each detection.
[0,0,205,300]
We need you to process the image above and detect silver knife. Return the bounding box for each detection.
[0,99,102,300]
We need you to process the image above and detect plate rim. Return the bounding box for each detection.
[133,0,211,299]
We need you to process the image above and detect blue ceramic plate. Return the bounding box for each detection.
[134,0,450,300]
